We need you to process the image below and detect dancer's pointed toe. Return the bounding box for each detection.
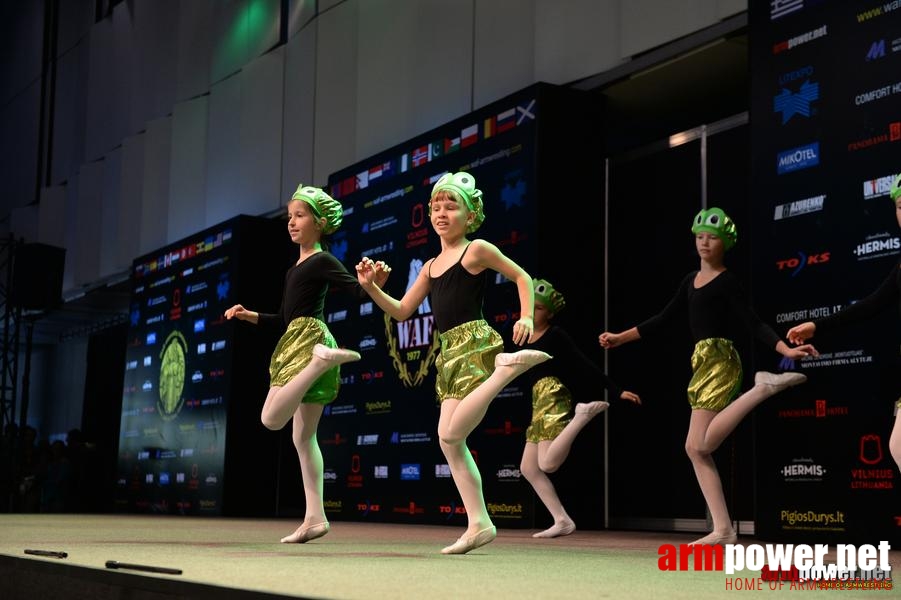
[313,343,361,364]
[754,370,806,390]
[495,350,552,368]
[575,401,609,416]
[440,526,497,555]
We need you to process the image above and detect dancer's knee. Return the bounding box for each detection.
[538,456,561,473]
[260,410,284,431]
[520,459,542,481]
[439,430,465,447]
[685,439,711,459]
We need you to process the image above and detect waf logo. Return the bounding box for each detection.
[384,256,439,387]
[776,251,830,276]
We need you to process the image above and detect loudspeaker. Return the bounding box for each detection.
[11,242,66,310]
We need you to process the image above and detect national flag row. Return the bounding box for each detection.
[135,229,233,278]
[330,99,537,200]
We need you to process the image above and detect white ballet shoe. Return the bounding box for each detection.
[494,350,552,368]
[532,519,576,539]
[280,521,330,543]
[754,371,807,392]
[691,530,737,546]
[440,525,497,555]
[312,343,361,364]
[575,401,609,416]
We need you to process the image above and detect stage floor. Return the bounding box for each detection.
[0,514,896,599]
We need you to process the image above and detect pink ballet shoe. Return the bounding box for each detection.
[313,343,361,364]
[280,521,330,544]
[575,401,609,416]
[532,519,576,539]
[494,350,552,368]
[440,525,497,555]
[754,371,806,392]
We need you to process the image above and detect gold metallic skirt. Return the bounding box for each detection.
[269,316,340,404]
[525,376,572,443]
[434,319,503,402]
[687,337,742,411]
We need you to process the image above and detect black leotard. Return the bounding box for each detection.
[523,326,623,401]
[429,244,486,333]
[637,270,781,349]
[257,252,366,329]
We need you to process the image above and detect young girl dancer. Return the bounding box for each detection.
[598,207,817,545]
[355,171,550,554]
[520,278,641,538]
[226,184,389,544]
[787,174,901,473]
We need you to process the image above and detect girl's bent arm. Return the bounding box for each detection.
[357,258,430,321]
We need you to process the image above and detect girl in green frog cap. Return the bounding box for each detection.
[520,278,641,538]
[356,171,551,554]
[599,206,818,545]
[226,184,390,545]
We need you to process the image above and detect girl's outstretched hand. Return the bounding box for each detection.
[620,390,642,405]
[225,304,252,321]
[598,331,621,349]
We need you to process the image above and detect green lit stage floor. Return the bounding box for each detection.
[0,515,895,599]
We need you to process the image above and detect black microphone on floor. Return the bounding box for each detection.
[105,560,183,575]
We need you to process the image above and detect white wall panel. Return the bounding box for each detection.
[313,2,358,185]
[717,0,746,20]
[397,1,472,147]
[287,0,317,39]
[281,25,316,202]
[355,0,473,160]
[236,48,284,218]
[50,42,89,185]
[73,161,104,287]
[99,147,123,277]
[140,116,172,255]
[120,133,146,266]
[168,98,207,244]
[474,0,536,108]
[205,73,242,225]
[176,0,214,102]
[209,0,281,86]
[0,2,43,106]
[620,0,725,58]
[355,1,416,159]
[84,15,132,162]
[0,81,40,219]
[534,0,622,86]
[130,0,179,135]
[57,0,94,56]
